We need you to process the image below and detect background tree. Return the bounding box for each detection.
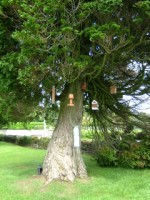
[0,0,149,183]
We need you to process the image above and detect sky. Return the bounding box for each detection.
[123,95,150,114]
[138,101,150,114]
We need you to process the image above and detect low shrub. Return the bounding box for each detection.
[30,137,49,149]
[0,134,50,149]
[81,130,93,140]
[118,143,150,168]
[37,137,49,149]
[96,133,150,169]
[17,136,32,146]
[0,134,4,141]
[30,136,39,147]
[96,145,118,167]
[0,134,18,143]
[4,135,18,143]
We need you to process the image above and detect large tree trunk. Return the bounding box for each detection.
[43,81,87,183]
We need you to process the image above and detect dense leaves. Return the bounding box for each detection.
[96,132,150,168]
[0,0,149,132]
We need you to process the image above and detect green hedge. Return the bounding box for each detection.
[96,133,150,169]
[0,134,50,149]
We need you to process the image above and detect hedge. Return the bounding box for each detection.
[0,134,50,149]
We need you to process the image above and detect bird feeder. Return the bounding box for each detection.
[68,93,74,106]
[81,82,87,91]
[91,100,99,110]
[110,85,117,94]
[52,85,56,104]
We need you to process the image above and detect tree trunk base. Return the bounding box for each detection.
[43,138,88,184]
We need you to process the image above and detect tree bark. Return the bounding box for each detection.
[43,81,87,183]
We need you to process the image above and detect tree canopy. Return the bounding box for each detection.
[0,0,149,129]
[0,0,150,182]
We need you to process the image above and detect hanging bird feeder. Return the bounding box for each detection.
[52,85,56,104]
[68,93,74,106]
[91,100,99,110]
[110,85,117,94]
[81,82,87,91]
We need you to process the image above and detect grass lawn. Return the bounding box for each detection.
[0,142,149,200]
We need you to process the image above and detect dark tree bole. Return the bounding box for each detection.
[43,81,87,183]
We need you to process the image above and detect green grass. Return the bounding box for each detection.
[0,142,150,200]
[3,122,46,130]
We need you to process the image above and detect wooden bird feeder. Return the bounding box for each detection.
[81,82,87,91]
[91,100,99,110]
[68,93,74,99]
[68,93,74,106]
[110,85,117,94]
[52,85,56,104]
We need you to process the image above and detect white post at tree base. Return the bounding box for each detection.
[73,126,80,147]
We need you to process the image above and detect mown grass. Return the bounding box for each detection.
[0,142,150,200]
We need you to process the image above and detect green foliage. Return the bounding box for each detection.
[17,136,32,146]
[96,133,150,169]
[0,134,50,149]
[85,22,124,41]
[30,136,49,149]
[118,133,150,168]
[0,0,149,142]
[2,135,18,143]
[83,0,123,13]
[135,1,150,16]
[0,134,4,141]
[34,137,49,149]
[4,122,45,130]
[81,129,93,140]
[96,145,118,167]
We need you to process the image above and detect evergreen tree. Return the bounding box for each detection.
[0,0,149,183]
